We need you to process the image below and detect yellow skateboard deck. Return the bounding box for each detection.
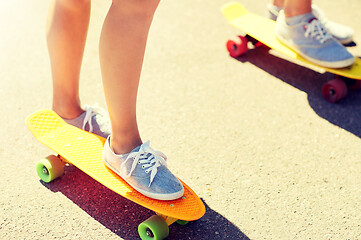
[26,109,205,239]
[222,2,361,102]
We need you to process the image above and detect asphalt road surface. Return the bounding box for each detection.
[1,0,361,239]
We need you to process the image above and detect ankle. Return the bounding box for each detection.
[110,135,142,155]
[53,103,84,120]
[273,0,284,8]
[284,7,312,18]
[285,12,314,25]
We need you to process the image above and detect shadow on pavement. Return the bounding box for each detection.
[42,165,249,240]
[233,45,361,139]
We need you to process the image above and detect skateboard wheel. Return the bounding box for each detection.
[348,80,361,90]
[138,215,169,240]
[176,220,189,225]
[226,36,248,58]
[339,77,361,91]
[35,155,65,183]
[322,78,348,103]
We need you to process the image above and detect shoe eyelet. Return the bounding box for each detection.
[142,165,145,169]
[138,161,141,164]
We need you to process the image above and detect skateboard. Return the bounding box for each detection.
[26,109,205,240]
[222,2,361,103]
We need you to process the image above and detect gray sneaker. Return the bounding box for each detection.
[63,104,111,139]
[276,10,355,68]
[102,137,184,200]
[267,4,354,44]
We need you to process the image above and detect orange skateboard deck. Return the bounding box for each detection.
[26,109,205,240]
[222,2,361,103]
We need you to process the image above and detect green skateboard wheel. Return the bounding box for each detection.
[138,215,169,240]
[176,220,189,225]
[35,155,64,183]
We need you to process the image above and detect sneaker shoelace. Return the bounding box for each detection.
[122,141,167,187]
[304,19,332,44]
[82,104,110,134]
[82,106,96,133]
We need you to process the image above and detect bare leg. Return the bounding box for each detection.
[46,0,91,119]
[277,0,312,17]
[99,0,160,154]
[273,0,285,8]
[283,0,312,17]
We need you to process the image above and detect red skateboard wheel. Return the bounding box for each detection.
[226,36,248,58]
[322,78,348,103]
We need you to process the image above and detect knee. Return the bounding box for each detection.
[57,0,91,10]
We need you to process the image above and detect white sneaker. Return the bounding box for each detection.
[63,104,111,139]
[312,5,354,45]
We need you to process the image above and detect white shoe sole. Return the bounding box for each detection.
[276,33,355,68]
